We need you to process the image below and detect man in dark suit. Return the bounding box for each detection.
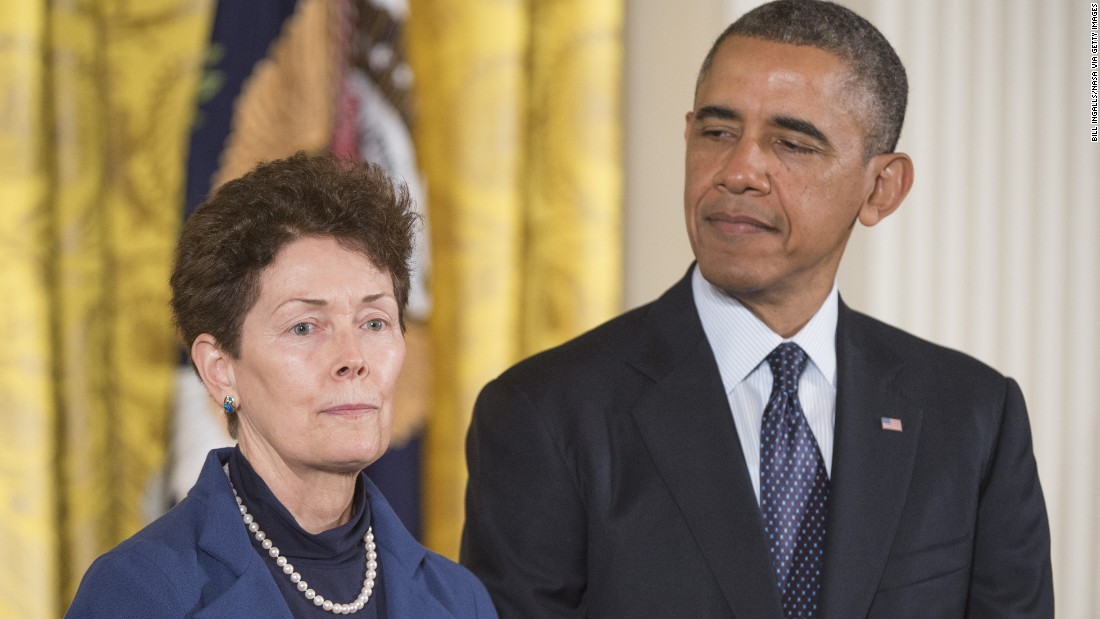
[460,1,1054,617]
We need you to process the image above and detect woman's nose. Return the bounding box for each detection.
[332,330,368,379]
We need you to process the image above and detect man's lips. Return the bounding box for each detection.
[705,212,776,235]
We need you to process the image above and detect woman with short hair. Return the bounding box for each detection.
[67,153,496,618]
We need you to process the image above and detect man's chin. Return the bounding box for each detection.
[695,261,770,298]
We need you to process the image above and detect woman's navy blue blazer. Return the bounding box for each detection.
[67,448,497,618]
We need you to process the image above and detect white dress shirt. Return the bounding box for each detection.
[691,267,838,504]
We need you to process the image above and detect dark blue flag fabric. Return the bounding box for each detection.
[185,0,299,214]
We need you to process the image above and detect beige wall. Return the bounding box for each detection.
[623,0,1100,614]
[622,1,716,308]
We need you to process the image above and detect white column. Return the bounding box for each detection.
[838,1,1100,614]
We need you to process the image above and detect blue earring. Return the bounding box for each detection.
[223,395,236,415]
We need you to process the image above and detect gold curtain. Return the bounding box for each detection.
[0,1,212,616]
[408,0,623,559]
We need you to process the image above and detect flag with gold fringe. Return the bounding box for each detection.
[172,0,430,536]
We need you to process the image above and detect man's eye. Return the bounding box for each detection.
[365,319,385,332]
[778,139,816,154]
[291,323,313,336]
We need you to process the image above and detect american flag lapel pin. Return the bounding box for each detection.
[881,417,903,432]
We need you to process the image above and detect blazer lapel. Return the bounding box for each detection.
[820,303,923,619]
[627,271,783,619]
[367,478,457,618]
[193,569,292,619]
[193,449,294,619]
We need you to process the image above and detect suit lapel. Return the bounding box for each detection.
[627,272,784,619]
[820,304,923,619]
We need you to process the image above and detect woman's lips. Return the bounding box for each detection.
[321,403,378,417]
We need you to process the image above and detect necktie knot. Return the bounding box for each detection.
[766,342,808,397]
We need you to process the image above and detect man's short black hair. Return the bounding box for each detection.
[697,0,908,158]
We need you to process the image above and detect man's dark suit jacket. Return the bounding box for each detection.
[461,267,1053,618]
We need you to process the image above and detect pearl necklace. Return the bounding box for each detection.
[224,464,378,615]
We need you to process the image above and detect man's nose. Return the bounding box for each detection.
[715,139,771,195]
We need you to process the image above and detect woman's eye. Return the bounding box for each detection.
[291,323,313,336]
[365,319,386,332]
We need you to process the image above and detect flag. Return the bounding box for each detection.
[338,0,430,538]
[171,0,308,503]
[172,0,429,536]
[881,417,904,432]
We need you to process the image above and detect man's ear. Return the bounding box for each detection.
[684,111,695,142]
[191,333,236,402]
[858,152,914,227]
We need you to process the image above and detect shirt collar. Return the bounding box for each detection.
[691,266,838,392]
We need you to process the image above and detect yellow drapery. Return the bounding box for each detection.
[0,0,621,610]
[0,2,212,615]
[408,0,623,559]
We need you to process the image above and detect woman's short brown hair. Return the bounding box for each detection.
[170,152,418,361]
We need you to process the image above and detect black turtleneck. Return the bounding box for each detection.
[227,446,387,618]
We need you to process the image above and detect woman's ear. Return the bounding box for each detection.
[858,152,914,227]
[191,334,235,403]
